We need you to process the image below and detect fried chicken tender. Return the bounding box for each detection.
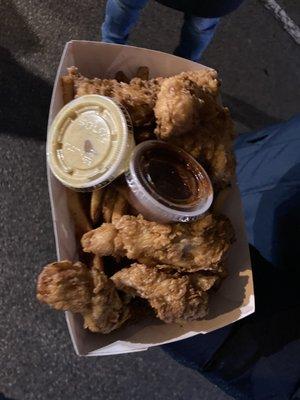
[83,266,130,333]
[113,79,156,126]
[199,108,236,189]
[154,68,223,140]
[154,76,203,139]
[170,107,236,189]
[37,260,92,314]
[179,69,221,97]
[81,213,235,272]
[66,68,161,127]
[37,260,130,333]
[112,263,209,323]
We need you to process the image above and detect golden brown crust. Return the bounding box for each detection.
[102,187,117,223]
[61,75,74,104]
[83,267,130,333]
[170,107,236,189]
[37,260,92,314]
[135,66,149,81]
[154,76,203,139]
[82,213,235,272]
[112,263,209,323]
[46,66,237,332]
[111,192,128,224]
[90,189,104,226]
[66,189,92,238]
[37,260,130,333]
[114,70,129,83]
[179,69,221,97]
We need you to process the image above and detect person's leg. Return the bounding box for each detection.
[234,114,300,270]
[163,115,300,399]
[174,14,220,61]
[101,0,149,44]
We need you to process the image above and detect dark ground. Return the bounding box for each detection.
[0,1,299,399]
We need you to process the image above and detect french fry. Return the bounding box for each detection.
[92,254,104,271]
[61,75,74,104]
[136,66,149,80]
[90,188,104,226]
[66,189,92,238]
[112,192,128,224]
[115,70,129,83]
[102,187,117,223]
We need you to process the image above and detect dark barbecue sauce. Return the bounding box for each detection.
[138,144,207,209]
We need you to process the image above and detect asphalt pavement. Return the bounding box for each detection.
[1,0,299,399]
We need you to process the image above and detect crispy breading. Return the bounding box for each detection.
[179,69,221,97]
[170,107,236,189]
[37,260,130,333]
[81,213,235,272]
[37,260,92,314]
[154,76,203,139]
[112,263,209,323]
[90,189,104,226]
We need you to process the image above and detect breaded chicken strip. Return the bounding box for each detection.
[154,76,203,139]
[179,69,221,97]
[66,67,161,127]
[112,263,209,323]
[81,214,234,272]
[37,260,130,333]
[170,107,236,189]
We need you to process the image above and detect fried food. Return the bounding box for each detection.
[170,107,236,189]
[41,66,238,334]
[179,69,221,97]
[111,192,128,224]
[92,254,104,271]
[102,187,117,223]
[135,66,149,80]
[66,189,92,238]
[154,76,203,139]
[113,80,155,126]
[37,260,92,314]
[83,266,130,333]
[61,75,74,104]
[90,189,104,226]
[154,70,223,140]
[112,263,208,323]
[199,108,236,189]
[37,260,130,333]
[115,70,129,83]
[81,213,235,272]
[65,68,160,127]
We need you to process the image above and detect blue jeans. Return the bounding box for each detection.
[164,115,300,400]
[101,0,220,61]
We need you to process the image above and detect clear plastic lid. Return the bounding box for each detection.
[47,95,134,190]
[125,141,213,223]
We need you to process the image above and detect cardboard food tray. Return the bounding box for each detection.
[47,40,254,356]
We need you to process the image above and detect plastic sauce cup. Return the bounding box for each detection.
[47,95,134,191]
[125,141,213,223]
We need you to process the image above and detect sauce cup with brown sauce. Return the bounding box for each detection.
[125,141,213,223]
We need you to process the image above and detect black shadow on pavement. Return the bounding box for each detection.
[222,92,283,130]
[0,46,51,140]
[0,1,41,54]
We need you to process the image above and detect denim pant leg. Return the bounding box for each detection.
[174,14,220,61]
[163,116,300,400]
[101,0,149,44]
[234,114,300,270]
